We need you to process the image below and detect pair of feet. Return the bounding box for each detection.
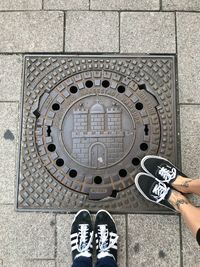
[135,155,191,212]
[71,209,118,263]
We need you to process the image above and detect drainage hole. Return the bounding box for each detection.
[140,143,148,151]
[135,102,143,110]
[69,169,77,178]
[70,86,78,94]
[47,144,56,152]
[138,84,146,90]
[144,124,149,136]
[47,126,51,136]
[85,80,93,88]
[52,103,60,111]
[117,85,126,93]
[94,176,102,184]
[132,157,140,166]
[102,80,110,88]
[56,158,64,167]
[119,169,127,177]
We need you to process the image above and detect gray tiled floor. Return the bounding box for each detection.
[0,1,200,266]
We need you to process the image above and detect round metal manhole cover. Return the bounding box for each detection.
[36,70,161,200]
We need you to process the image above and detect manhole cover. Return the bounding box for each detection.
[17,55,177,213]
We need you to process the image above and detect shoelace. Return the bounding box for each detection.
[152,182,170,203]
[77,224,93,253]
[97,225,118,252]
[158,166,176,182]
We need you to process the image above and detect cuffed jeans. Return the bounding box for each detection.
[71,256,118,267]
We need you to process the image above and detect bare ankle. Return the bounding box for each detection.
[168,190,189,212]
[171,176,193,193]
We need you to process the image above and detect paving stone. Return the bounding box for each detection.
[0,103,18,204]
[56,213,126,266]
[0,205,55,266]
[0,55,22,101]
[0,0,42,10]
[121,12,175,53]
[44,0,89,10]
[177,13,200,104]
[0,12,63,52]
[128,215,180,267]
[181,219,200,267]
[65,11,119,52]
[163,0,200,11]
[91,0,159,10]
[23,260,55,267]
[180,105,200,206]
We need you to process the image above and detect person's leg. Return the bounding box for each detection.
[70,210,94,267]
[168,190,200,242]
[96,256,118,267]
[171,176,200,196]
[72,256,93,267]
[94,210,119,267]
[141,155,200,196]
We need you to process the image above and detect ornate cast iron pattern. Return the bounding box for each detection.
[17,55,176,213]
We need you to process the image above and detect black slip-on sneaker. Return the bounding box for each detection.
[135,172,176,211]
[70,209,93,261]
[95,210,119,262]
[141,155,187,184]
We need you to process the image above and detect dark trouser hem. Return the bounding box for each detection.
[71,256,93,267]
[96,256,118,267]
[196,228,200,245]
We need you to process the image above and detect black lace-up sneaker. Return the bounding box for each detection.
[70,209,93,261]
[95,210,119,262]
[135,173,176,211]
[141,155,187,184]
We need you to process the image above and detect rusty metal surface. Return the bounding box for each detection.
[17,55,177,213]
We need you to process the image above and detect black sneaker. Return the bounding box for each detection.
[95,210,119,262]
[70,209,93,261]
[141,155,187,184]
[135,172,176,211]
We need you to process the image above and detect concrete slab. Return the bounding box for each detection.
[0,205,55,265]
[181,219,200,267]
[128,214,180,267]
[56,213,126,267]
[0,0,42,10]
[0,103,18,204]
[120,12,176,53]
[44,0,89,10]
[163,0,200,11]
[65,11,119,52]
[180,105,200,206]
[91,0,159,10]
[177,13,200,104]
[24,260,55,267]
[0,12,63,52]
[0,55,22,101]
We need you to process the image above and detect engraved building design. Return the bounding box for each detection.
[72,101,124,168]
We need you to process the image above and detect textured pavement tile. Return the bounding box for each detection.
[91,0,159,10]
[121,12,175,53]
[0,0,42,10]
[0,55,22,101]
[177,13,200,104]
[23,260,55,267]
[163,0,200,11]
[0,205,55,265]
[0,12,63,52]
[44,0,89,10]
[180,105,200,206]
[65,11,119,52]
[0,103,18,204]
[128,215,180,267]
[56,214,126,266]
[181,220,200,267]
